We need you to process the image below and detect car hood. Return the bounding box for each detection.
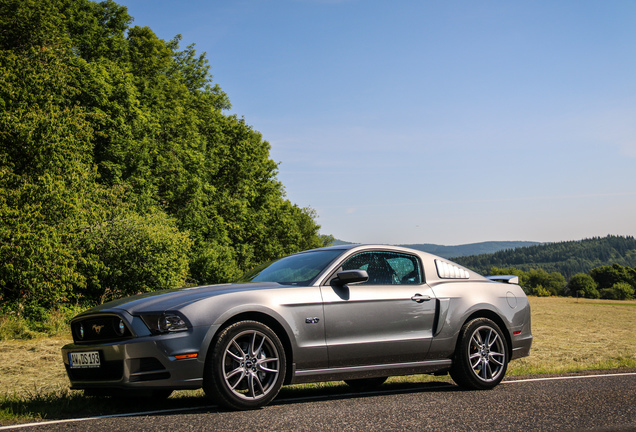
[80,282,282,315]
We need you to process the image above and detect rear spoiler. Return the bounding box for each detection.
[487,275,519,285]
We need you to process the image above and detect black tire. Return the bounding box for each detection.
[203,320,286,410]
[344,377,388,391]
[450,318,508,390]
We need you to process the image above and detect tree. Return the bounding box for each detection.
[0,0,328,317]
[490,267,565,296]
[0,5,94,314]
[600,282,635,300]
[589,264,636,291]
[457,236,636,278]
[566,274,599,299]
[525,269,566,296]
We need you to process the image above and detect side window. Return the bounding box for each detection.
[341,251,422,285]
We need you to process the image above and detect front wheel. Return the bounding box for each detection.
[450,318,508,390]
[203,320,286,410]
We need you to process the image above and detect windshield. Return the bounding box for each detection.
[235,249,344,285]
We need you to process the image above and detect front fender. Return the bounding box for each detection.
[184,288,328,371]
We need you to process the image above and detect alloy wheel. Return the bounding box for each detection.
[222,329,281,401]
[468,325,506,382]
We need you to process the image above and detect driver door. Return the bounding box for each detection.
[320,250,437,368]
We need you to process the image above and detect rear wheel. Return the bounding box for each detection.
[450,318,508,390]
[344,377,388,391]
[203,320,286,410]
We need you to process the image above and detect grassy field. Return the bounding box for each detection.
[1,296,636,425]
[508,297,636,374]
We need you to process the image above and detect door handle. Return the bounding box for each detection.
[411,293,431,303]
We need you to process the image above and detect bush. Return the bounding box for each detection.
[600,282,635,300]
[77,211,192,304]
[530,285,552,297]
[566,273,599,298]
[0,314,39,340]
[0,306,84,340]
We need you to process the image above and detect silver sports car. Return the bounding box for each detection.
[62,244,532,410]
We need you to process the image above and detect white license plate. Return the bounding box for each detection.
[69,351,101,369]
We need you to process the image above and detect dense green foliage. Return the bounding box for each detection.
[0,0,330,318]
[490,263,635,300]
[461,236,636,300]
[489,267,567,297]
[454,235,636,279]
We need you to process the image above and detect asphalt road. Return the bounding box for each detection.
[6,372,636,432]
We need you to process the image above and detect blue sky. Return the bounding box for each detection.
[118,0,636,245]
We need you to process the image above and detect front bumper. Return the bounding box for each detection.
[511,332,533,360]
[62,326,210,391]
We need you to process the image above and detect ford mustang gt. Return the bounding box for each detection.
[62,244,532,409]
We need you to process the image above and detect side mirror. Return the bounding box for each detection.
[333,269,368,286]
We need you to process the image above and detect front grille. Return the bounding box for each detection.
[66,360,124,381]
[71,314,132,343]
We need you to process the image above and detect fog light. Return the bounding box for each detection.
[115,319,126,336]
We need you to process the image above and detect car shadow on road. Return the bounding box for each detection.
[5,379,462,424]
[274,379,461,407]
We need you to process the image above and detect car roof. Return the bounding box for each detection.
[298,244,487,283]
[297,243,443,262]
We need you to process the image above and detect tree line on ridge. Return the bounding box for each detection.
[454,236,636,300]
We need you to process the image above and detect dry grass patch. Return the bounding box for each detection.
[0,337,72,397]
[508,296,636,374]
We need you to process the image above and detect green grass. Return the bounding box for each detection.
[2,296,636,426]
[585,302,636,307]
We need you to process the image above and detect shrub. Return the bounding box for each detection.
[0,306,83,340]
[530,285,552,297]
[77,211,192,304]
[600,282,635,300]
[0,313,39,340]
[566,273,599,298]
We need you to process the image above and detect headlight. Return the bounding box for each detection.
[140,312,190,334]
[160,314,188,332]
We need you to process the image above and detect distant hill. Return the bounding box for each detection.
[330,240,540,258]
[453,235,636,279]
[398,241,541,258]
[331,236,636,279]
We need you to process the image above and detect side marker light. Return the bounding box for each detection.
[174,353,198,360]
